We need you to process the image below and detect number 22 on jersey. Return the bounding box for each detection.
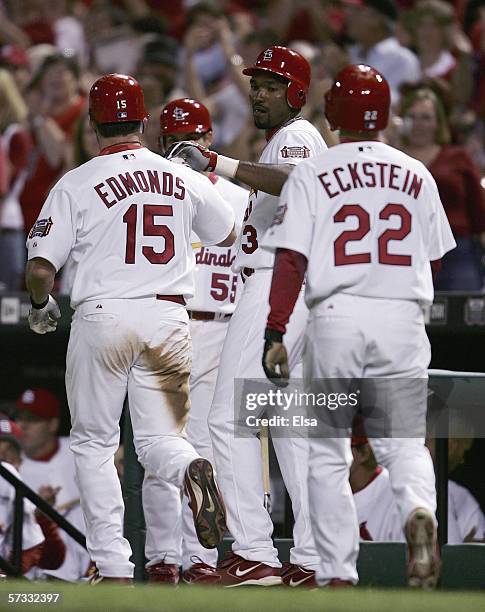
[334,203,412,266]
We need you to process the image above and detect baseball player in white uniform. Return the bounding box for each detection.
[352,437,485,543]
[141,99,247,584]
[0,419,45,575]
[24,74,235,583]
[263,65,456,588]
[167,47,327,586]
[16,388,89,581]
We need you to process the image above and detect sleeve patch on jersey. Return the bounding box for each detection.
[270,203,288,227]
[280,145,310,159]
[28,217,53,239]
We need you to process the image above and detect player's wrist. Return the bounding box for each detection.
[215,155,239,179]
[264,327,284,343]
[30,296,49,310]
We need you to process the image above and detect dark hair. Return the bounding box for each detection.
[132,14,167,34]
[31,52,79,89]
[143,36,178,66]
[186,2,223,28]
[242,28,282,49]
[95,121,142,138]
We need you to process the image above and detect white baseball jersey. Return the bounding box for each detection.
[26,145,235,308]
[232,118,326,272]
[187,175,247,314]
[448,480,485,543]
[353,467,405,542]
[264,140,456,305]
[0,462,44,559]
[20,437,90,581]
[354,469,485,544]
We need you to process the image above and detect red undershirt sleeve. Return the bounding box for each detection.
[431,259,441,281]
[35,511,66,570]
[267,248,307,335]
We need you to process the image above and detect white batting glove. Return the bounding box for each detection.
[164,140,218,172]
[28,295,61,334]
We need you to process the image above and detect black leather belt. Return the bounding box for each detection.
[188,311,232,321]
[156,294,186,305]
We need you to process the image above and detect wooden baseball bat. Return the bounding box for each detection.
[56,497,80,513]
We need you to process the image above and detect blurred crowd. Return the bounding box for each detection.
[0,0,484,292]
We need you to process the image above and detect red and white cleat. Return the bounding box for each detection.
[280,562,317,587]
[405,508,441,589]
[146,561,180,585]
[217,552,282,587]
[182,561,222,585]
[184,458,227,549]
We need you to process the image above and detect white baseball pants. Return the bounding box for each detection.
[209,269,320,570]
[304,293,436,585]
[143,318,228,569]
[66,298,200,578]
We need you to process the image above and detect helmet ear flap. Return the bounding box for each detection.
[286,81,306,110]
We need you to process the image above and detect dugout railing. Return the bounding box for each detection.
[0,462,86,577]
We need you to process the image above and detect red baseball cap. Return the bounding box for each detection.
[0,45,31,68]
[16,388,60,419]
[0,417,23,449]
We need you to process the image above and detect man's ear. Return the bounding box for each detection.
[48,417,60,436]
[201,131,213,148]
[89,115,100,143]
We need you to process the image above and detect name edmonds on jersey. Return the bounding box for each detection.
[94,169,185,208]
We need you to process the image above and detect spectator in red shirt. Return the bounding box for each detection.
[19,51,85,235]
[398,87,485,290]
[0,70,33,291]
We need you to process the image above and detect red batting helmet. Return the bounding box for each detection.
[243,46,311,110]
[160,98,212,137]
[325,64,390,132]
[89,73,148,124]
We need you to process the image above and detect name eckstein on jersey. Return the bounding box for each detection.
[318,162,423,200]
[94,169,185,208]
[195,246,235,268]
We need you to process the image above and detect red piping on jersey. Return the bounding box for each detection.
[265,116,304,142]
[353,466,383,494]
[98,142,144,156]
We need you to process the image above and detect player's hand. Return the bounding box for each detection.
[28,295,61,334]
[262,328,289,387]
[164,140,218,173]
[38,485,61,506]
